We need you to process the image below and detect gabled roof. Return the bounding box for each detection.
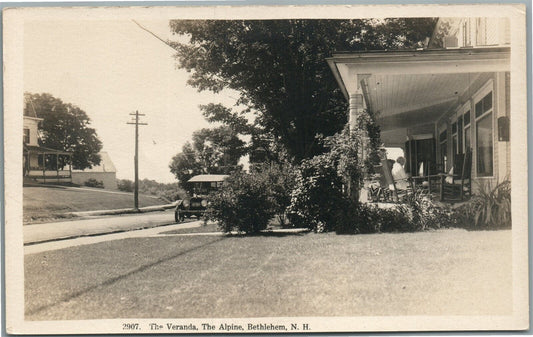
[23,94,41,119]
[72,151,116,173]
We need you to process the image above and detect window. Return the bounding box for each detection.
[461,20,471,47]
[476,18,487,46]
[451,118,463,156]
[475,92,492,118]
[451,121,458,167]
[475,92,494,177]
[23,128,30,144]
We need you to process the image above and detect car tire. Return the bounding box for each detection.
[175,210,185,223]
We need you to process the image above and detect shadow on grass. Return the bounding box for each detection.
[25,236,226,318]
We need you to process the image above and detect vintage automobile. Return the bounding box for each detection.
[174,174,229,223]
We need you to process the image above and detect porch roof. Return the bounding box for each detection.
[326,47,510,132]
[24,144,71,155]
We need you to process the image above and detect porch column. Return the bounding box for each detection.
[348,93,364,131]
[348,92,367,203]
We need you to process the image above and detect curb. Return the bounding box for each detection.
[24,220,185,246]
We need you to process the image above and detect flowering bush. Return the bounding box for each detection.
[322,125,365,202]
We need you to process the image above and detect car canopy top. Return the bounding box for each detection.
[187,174,229,183]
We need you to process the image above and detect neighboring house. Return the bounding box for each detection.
[23,97,72,183]
[71,151,118,190]
[327,17,511,193]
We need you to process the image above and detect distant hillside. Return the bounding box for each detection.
[23,185,167,224]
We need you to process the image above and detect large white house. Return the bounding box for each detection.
[327,17,511,193]
[23,97,72,183]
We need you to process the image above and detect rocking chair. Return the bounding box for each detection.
[440,149,472,202]
[380,158,414,203]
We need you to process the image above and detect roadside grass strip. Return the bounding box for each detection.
[24,186,165,223]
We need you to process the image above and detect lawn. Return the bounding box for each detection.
[23,186,166,223]
[24,228,512,320]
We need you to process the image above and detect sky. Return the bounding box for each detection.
[24,19,237,183]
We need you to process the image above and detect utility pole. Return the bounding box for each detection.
[127,111,148,211]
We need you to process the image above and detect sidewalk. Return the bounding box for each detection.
[24,210,178,245]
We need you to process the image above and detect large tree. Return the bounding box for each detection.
[169,126,247,186]
[170,19,437,161]
[24,93,102,170]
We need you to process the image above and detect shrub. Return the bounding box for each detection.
[207,171,275,234]
[334,202,415,234]
[117,179,134,192]
[395,193,453,232]
[377,205,415,233]
[84,178,104,188]
[334,192,454,234]
[334,202,381,234]
[286,124,372,232]
[453,180,511,229]
[287,154,344,232]
[250,162,296,227]
[323,125,365,202]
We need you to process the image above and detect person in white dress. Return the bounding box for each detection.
[391,156,409,190]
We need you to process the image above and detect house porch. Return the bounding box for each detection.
[23,145,72,184]
[327,47,510,195]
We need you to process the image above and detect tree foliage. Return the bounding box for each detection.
[170,18,437,161]
[169,126,246,187]
[117,178,187,201]
[24,93,102,170]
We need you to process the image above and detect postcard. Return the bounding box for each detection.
[4,3,528,334]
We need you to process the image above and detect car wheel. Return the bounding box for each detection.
[175,210,185,223]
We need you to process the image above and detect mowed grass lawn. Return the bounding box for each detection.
[23,186,165,223]
[25,228,512,320]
